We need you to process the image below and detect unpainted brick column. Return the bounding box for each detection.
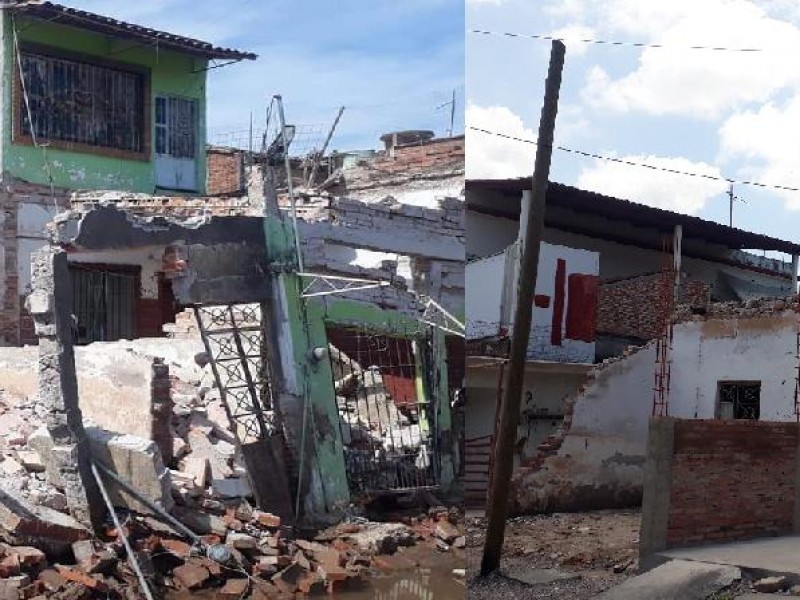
[151,358,174,466]
[1,190,19,345]
[27,247,105,531]
[639,416,675,570]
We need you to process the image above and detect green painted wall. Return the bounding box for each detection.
[2,14,208,193]
[264,218,457,515]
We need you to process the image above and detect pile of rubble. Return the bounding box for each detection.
[0,341,464,598]
[0,491,464,599]
[674,296,800,322]
[332,347,433,494]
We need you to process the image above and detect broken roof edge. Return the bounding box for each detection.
[467,178,800,255]
[48,203,266,251]
[7,2,257,61]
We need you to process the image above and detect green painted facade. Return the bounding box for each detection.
[264,218,456,517]
[1,14,208,193]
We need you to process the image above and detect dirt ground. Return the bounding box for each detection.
[466,509,641,599]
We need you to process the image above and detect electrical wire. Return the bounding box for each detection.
[469,29,766,52]
[11,13,58,210]
[468,126,800,194]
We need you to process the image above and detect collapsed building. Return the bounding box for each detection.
[0,126,466,597]
[0,2,467,597]
[464,178,800,512]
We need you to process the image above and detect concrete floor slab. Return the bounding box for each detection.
[595,559,740,599]
[660,536,800,576]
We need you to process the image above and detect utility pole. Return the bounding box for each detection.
[480,40,566,577]
[727,183,745,228]
[436,90,457,138]
[449,88,456,138]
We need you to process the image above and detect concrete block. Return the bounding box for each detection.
[85,426,173,514]
[75,345,158,440]
[212,477,252,499]
[24,291,52,316]
[183,456,210,488]
[28,426,63,488]
[33,424,173,513]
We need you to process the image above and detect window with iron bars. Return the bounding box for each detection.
[16,46,147,157]
[717,381,761,420]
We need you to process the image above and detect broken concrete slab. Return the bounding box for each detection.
[87,427,173,514]
[187,429,233,479]
[338,522,417,554]
[212,477,252,499]
[595,559,740,600]
[172,506,227,537]
[0,486,89,555]
[34,425,173,514]
[183,456,210,488]
[74,345,161,440]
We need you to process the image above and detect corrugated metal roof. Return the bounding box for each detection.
[7,1,257,61]
[467,178,800,254]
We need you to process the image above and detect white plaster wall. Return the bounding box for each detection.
[466,367,586,437]
[527,243,598,363]
[466,253,504,339]
[68,246,165,299]
[467,241,598,363]
[17,203,60,296]
[515,313,800,512]
[351,179,463,208]
[669,315,797,421]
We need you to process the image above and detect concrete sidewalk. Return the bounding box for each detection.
[595,559,740,599]
[658,535,800,578]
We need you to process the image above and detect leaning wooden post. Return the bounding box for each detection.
[480,39,565,576]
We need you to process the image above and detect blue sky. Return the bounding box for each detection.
[467,0,800,249]
[68,0,464,152]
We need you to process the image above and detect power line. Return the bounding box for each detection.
[469,29,766,53]
[468,126,800,194]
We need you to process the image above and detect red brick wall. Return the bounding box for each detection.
[206,148,244,196]
[137,299,164,338]
[371,136,464,174]
[1,180,71,346]
[666,419,798,547]
[598,273,711,340]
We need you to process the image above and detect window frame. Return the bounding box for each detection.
[12,42,152,162]
[716,380,761,420]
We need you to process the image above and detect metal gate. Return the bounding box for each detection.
[194,303,294,519]
[70,264,137,344]
[194,304,274,443]
[327,327,440,495]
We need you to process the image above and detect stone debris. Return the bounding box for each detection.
[0,319,464,598]
[753,575,790,593]
[0,496,464,598]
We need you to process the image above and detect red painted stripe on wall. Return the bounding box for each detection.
[566,273,599,342]
[534,294,551,308]
[551,258,566,346]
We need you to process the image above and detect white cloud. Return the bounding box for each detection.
[719,95,800,209]
[544,0,589,20]
[466,103,536,179]
[548,25,596,56]
[580,0,800,119]
[467,0,505,5]
[576,154,728,214]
